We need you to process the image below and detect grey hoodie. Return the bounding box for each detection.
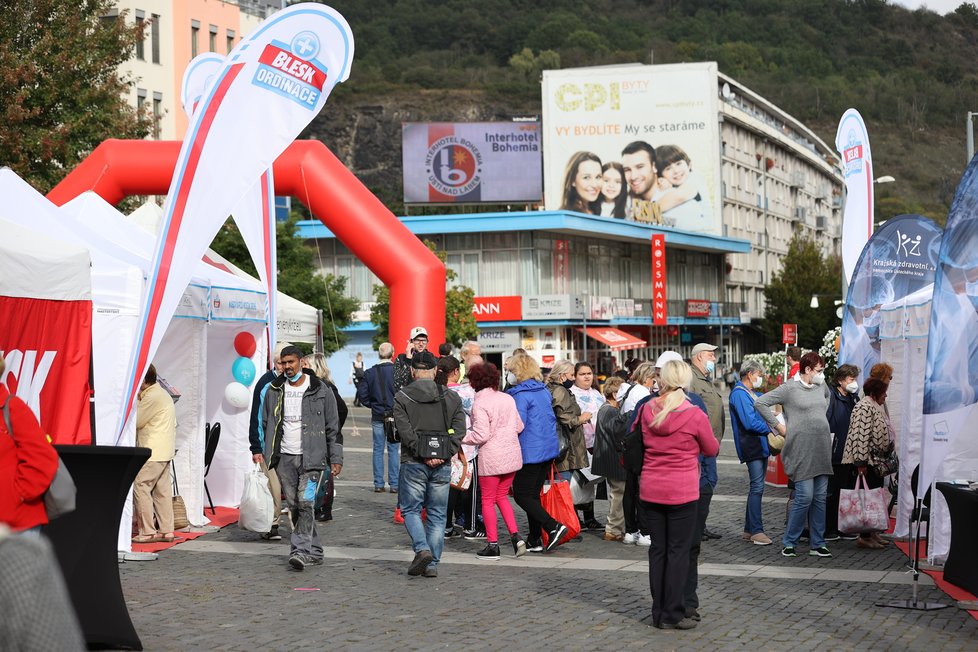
[393,378,466,464]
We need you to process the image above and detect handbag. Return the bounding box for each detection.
[767,432,785,456]
[450,450,473,490]
[539,463,581,548]
[870,448,899,477]
[3,399,76,520]
[622,403,648,474]
[838,469,890,534]
[170,460,191,530]
[415,386,455,460]
[555,422,571,462]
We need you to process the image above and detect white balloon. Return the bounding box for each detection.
[224,382,250,409]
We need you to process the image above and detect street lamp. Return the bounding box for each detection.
[810,294,844,309]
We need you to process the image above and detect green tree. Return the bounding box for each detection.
[210,214,358,355]
[0,1,151,193]
[762,235,843,350]
[370,239,478,349]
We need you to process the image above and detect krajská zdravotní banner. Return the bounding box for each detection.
[118,3,354,440]
[920,154,978,495]
[839,214,941,384]
[541,63,721,235]
[836,109,875,288]
[402,122,542,204]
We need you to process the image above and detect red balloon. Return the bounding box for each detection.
[234,331,257,358]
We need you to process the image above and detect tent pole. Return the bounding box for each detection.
[876,496,947,610]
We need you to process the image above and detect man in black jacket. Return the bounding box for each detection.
[357,342,399,493]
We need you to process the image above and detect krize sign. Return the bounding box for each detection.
[652,234,667,325]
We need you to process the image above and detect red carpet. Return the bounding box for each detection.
[131,506,239,554]
[892,534,978,620]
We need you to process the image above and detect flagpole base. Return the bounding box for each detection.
[875,599,948,611]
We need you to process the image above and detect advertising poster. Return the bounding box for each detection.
[542,63,722,235]
[402,122,543,204]
[839,214,941,385]
[835,109,875,287]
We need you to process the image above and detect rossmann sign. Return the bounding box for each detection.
[472,296,522,322]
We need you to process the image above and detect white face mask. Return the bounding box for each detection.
[506,371,518,386]
[752,375,763,389]
[812,372,825,385]
[845,381,859,394]
[652,380,660,393]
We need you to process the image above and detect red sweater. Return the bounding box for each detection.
[639,398,720,505]
[0,385,58,531]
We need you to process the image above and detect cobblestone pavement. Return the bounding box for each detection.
[119,407,978,651]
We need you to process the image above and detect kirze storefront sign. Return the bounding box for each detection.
[651,234,667,325]
[686,299,711,318]
[471,296,522,322]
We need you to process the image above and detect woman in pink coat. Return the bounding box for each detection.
[462,363,526,560]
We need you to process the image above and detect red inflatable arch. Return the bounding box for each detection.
[47,139,446,348]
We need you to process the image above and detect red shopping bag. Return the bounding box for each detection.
[540,463,582,548]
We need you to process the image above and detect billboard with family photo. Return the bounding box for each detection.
[541,63,722,235]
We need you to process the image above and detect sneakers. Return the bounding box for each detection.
[511,533,527,558]
[824,532,841,542]
[545,524,568,552]
[288,554,306,571]
[422,566,437,578]
[407,550,434,576]
[657,617,698,630]
[444,525,463,539]
[781,546,797,557]
[750,532,773,546]
[477,543,501,560]
[702,528,722,540]
[636,533,652,547]
[685,608,702,622]
[261,525,281,541]
[463,528,487,540]
[809,546,833,557]
[603,532,624,542]
[840,533,859,541]
[622,531,638,545]
[526,540,544,553]
[582,518,604,531]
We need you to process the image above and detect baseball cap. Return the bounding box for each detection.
[654,350,683,369]
[409,326,428,340]
[411,350,438,370]
[691,343,718,356]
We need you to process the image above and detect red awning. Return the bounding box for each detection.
[577,327,647,351]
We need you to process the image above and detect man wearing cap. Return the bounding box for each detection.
[249,341,292,542]
[393,326,431,393]
[689,342,724,543]
[393,350,466,578]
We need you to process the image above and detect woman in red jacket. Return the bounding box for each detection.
[638,360,720,631]
[0,358,59,533]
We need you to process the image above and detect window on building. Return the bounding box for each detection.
[135,11,145,60]
[209,25,217,52]
[226,29,236,54]
[136,88,147,113]
[152,92,162,140]
[151,14,160,64]
[191,20,200,57]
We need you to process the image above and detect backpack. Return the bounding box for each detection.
[622,401,648,474]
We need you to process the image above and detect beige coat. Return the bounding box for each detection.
[136,383,176,462]
[547,381,589,473]
[690,365,725,442]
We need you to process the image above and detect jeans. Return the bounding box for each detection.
[745,458,767,535]
[276,454,324,560]
[372,421,400,490]
[642,499,698,627]
[783,474,829,548]
[399,461,451,567]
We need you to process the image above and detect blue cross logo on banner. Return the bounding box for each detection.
[291,31,320,60]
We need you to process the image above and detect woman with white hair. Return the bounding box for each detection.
[637,360,719,630]
[729,359,774,545]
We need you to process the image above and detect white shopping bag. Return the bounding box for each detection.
[239,464,275,533]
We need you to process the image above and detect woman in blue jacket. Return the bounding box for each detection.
[729,360,774,545]
[506,353,568,553]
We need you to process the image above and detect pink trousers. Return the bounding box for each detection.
[480,472,519,543]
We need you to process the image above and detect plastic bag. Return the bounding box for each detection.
[570,470,598,504]
[239,464,275,533]
[838,472,889,534]
[540,464,581,547]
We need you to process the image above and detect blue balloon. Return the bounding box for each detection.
[232,356,256,386]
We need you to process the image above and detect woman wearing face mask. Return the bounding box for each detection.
[569,361,606,530]
[841,378,893,549]
[546,361,591,480]
[728,360,774,545]
[824,364,861,542]
[755,352,834,559]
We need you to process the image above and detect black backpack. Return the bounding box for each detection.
[622,401,648,474]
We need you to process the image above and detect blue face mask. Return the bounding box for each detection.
[287,370,304,383]
[705,360,716,375]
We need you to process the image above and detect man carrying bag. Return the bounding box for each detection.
[393,351,466,578]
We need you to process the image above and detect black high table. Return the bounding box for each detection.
[936,482,978,597]
[43,445,150,651]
